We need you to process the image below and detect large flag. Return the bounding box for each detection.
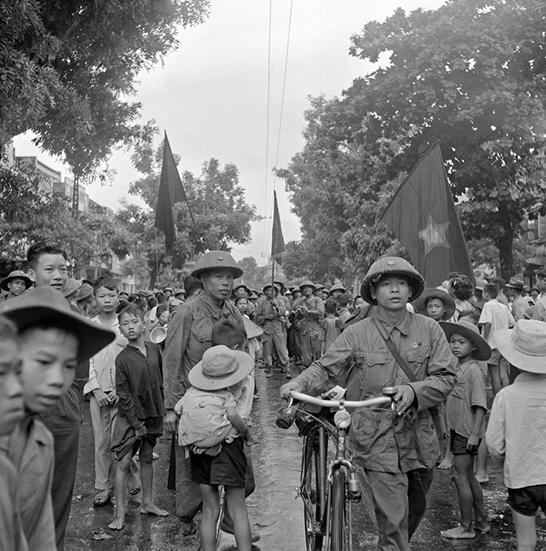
[381,144,474,287]
[271,190,286,264]
[154,133,187,253]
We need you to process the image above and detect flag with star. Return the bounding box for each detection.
[381,144,474,287]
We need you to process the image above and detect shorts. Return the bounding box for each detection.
[111,414,162,460]
[508,485,546,516]
[190,438,247,488]
[449,430,481,456]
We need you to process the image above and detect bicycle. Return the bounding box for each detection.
[277,388,395,551]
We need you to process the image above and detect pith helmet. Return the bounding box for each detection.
[0,270,33,292]
[299,280,316,291]
[360,256,425,305]
[191,251,243,279]
[329,282,346,294]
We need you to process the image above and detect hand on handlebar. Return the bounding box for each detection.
[392,385,416,416]
[280,381,302,400]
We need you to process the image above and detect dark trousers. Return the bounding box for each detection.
[41,388,81,551]
[367,468,434,550]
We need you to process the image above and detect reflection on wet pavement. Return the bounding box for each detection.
[66,366,546,550]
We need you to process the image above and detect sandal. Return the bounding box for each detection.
[93,490,113,507]
[128,487,141,496]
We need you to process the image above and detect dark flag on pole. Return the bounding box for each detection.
[271,190,286,265]
[154,133,187,253]
[381,144,474,287]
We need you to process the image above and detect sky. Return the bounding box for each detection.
[14,0,445,264]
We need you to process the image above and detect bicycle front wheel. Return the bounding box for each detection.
[330,468,350,551]
[301,427,326,551]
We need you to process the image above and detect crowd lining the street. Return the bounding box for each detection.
[1,242,546,551]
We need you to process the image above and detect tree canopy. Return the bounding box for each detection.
[280,0,546,280]
[0,0,209,176]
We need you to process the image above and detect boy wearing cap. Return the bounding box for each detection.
[440,321,491,539]
[415,288,456,323]
[176,345,255,551]
[282,257,456,551]
[0,270,33,301]
[0,286,115,551]
[486,320,546,551]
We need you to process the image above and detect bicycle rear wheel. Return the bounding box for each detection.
[301,426,327,550]
[330,468,350,551]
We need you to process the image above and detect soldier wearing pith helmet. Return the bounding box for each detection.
[282,256,456,551]
[162,250,249,530]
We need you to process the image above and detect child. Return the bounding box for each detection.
[440,320,491,539]
[0,316,26,551]
[415,287,456,322]
[320,298,343,354]
[83,276,140,507]
[175,344,255,551]
[0,287,115,551]
[479,282,515,395]
[109,304,168,531]
[486,319,546,551]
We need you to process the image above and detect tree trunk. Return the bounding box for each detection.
[496,205,514,281]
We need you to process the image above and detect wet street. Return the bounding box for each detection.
[65,367,546,550]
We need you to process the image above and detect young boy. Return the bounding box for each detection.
[0,286,115,551]
[415,287,456,322]
[177,344,255,551]
[83,276,140,507]
[109,304,168,531]
[0,316,26,551]
[487,319,546,551]
[320,298,343,353]
[479,282,515,395]
[440,320,491,539]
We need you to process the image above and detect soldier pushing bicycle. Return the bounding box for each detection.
[281,256,457,551]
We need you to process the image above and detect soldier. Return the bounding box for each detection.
[293,280,324,367]
[282,257,456,551]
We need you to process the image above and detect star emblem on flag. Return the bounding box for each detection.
[418,214,450,255]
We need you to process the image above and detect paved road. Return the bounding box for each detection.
[65,366,546,550]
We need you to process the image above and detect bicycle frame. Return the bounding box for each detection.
[288,391,393,551]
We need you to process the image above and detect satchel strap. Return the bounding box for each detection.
[372,317,417,383]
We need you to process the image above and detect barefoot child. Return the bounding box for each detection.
[440,320,491,539]
[176,345,256,551]
[487,320,546,551]
[0,287,115,550]
[109,304,168,530]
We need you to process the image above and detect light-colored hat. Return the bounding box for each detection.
[329,282,346,294]
[496,320,546,373]
[191,251,243,279]
[150,325,167,344]
[360,257,425,305]
[414,288,456,321]
[474,278,487,291]
[0,287,115,363]
[299,280,316,291]
[189,345,254,391]
[62,278,81,298]
[0,270,33,292]
[440,320,492,361]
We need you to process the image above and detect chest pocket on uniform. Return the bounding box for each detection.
[355,351,388,370]
[404,346,431,366]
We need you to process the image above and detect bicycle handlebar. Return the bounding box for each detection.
[289,391,392,409]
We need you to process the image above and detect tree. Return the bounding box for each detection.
[116,138,260,287]
[0,0,210,177]
[346,0,546,279]
[279,0,546,280]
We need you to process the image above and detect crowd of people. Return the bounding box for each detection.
[1,242,546,551]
